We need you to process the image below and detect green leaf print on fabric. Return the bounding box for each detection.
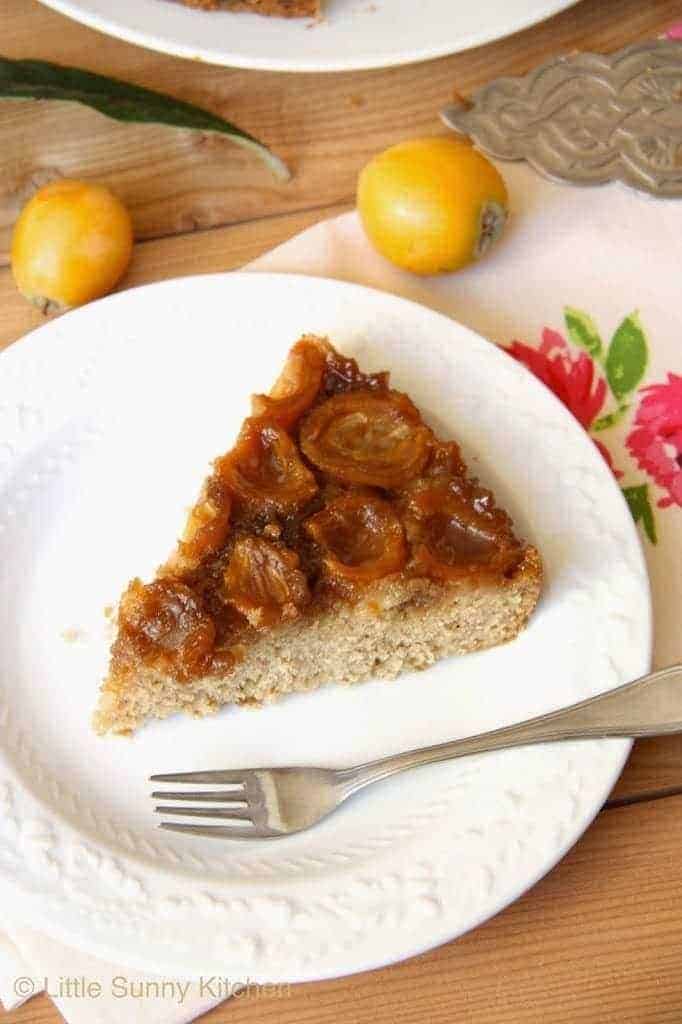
[592,407,629,431]
[605,312,648,401]
[507,309,663,547]
[622,484,658,545]
[564,307,604,361]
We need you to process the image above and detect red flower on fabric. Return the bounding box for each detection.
[507,329,621,476]
[508,329,607,429]
[626,373,682,508]
[593,440,622,478]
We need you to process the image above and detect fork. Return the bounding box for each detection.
[152,664,682,840]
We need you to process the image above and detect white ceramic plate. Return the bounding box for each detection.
[0,273,650,979]
[38,0,578,72]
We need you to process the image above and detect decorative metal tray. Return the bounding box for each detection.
[441,40,682,197]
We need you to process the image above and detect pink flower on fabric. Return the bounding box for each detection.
[626,373,682,508]
[508,329,607,429]
[507,329,623,476]
[666,21,682,39]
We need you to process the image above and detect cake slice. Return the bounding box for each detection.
[94,336,542,735]
[178,0,321,16]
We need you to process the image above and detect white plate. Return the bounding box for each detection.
[0,273,650,979]
[38,0,578,72]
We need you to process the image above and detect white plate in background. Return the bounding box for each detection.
[38,0,578,72]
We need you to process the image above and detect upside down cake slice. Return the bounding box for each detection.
[95,336,542,735]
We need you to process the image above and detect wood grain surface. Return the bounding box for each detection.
[1,1,681,1022]
[1,0,679,259]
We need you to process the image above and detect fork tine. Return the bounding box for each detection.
[150,790,248,803]
[158,823,283,840]
[149,771,246,784]
[154,805,252,820]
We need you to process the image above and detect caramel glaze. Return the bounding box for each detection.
[111,340,526,683]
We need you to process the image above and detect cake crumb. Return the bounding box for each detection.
[61,627,87,644]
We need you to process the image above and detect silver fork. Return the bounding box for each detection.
[152,664,682,840]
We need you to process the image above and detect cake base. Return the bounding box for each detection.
[94,547,541,735]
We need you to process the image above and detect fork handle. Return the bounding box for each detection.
[338,665,681,794]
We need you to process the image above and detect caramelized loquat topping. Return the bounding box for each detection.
[116,578,215,680]
[300,390,431,488]
[224,536,311,627]
[306,493,407,584]
[251,335,330,429]
[218,417,318,513]
[401,479,522,580]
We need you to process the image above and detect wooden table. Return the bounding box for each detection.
[2,1,682,1021]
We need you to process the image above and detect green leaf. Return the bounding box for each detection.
[605,312,648,401]
[592,403,629,432]
[622,484,657,544]
[0,57,290,181]
[564,307,603,360]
